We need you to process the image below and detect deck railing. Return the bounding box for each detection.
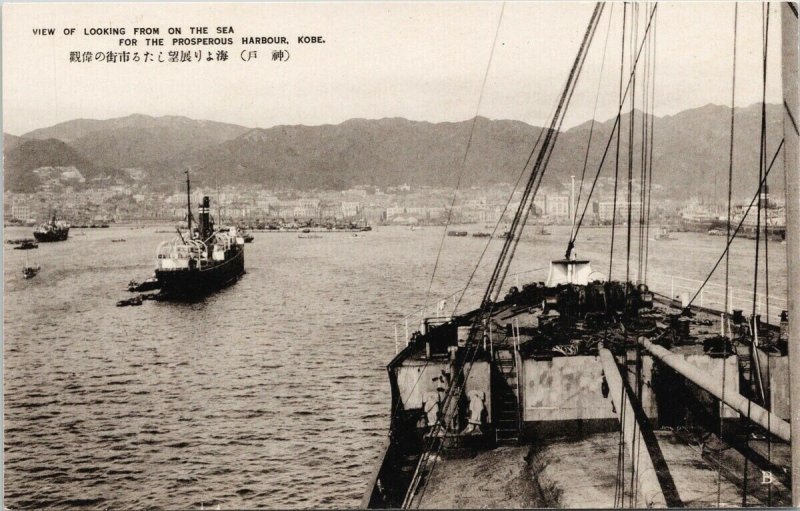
[391,267,788,352]
[647,271,787,325]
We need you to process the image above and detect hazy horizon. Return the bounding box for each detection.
[4,100,783,139]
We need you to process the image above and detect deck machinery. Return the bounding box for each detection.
[364,259,792,508]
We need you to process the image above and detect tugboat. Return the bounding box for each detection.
[154,172,245,298]
[33,214,69,242]
[128,275,160,293]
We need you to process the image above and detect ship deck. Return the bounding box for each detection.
[417,429,789,508]
[369,278,792,509]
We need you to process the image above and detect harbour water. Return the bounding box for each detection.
[3,224,788,509]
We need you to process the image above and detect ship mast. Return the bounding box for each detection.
[185,169,193,236]
[781,2,799,505]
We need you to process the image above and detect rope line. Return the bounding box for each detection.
[684,139,784,311]
[572,3,616,240]
[422,2,506,315]
[402,5,606,508]
[483,3,606,309]
[718,3,737,507]
[566,4,660,259]
[609,3,627,283]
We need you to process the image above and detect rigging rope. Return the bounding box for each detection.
[403,5,606,508]
[452,115,556,313]
[643,10,657,284]
[683,139,784,312]
[613,9,629,503]
[624,1,637,296]
[571,3,616,240]
[422,2,506,315]
[626,4,641,501]
[745,3,772,505]
[482,3,606,308]
[718,3,738,507]
[566,4,660,260]
[637,5,649,285]
[609,3,627,283]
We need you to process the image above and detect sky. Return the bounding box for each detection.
[2,1,785,136]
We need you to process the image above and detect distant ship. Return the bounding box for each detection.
[33,214,69,242]
[154,173,245,297]
[678,205,723,233]
[731,187,786,241]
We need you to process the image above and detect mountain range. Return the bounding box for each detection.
[2,104,785,201]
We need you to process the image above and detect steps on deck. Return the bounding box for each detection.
[494,347,520,445]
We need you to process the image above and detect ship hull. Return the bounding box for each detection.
[33,228,69,242]
[737,224,786,241]
[678,217,723,233]
[155,247,245,297]
[365,283,792,508]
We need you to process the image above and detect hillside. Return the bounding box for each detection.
[4,105,786,200]
[4,139,103,192]
[4,133,22,152]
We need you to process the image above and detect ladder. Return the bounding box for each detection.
[494,347,521,444]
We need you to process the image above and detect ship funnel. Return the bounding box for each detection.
[198,196,214,240]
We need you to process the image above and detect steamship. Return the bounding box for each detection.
[364,4,797,509]
[33,214,70,242]
[154,174,245,297]
[733,186,787,241]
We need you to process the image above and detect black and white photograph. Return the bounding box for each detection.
[2,1,799,508]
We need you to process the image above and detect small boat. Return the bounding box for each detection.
[128,276,161,292]
[116,296,143,307]
[472,232,491,238]
[447,230,468,237]
[654,226,676,240]
[7,238,36,245]
[298,234,323,239]
[22,264,40,279]
[14,240,39,250]
[111,239,126,243]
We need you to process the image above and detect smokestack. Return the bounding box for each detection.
[199,196,212,239]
